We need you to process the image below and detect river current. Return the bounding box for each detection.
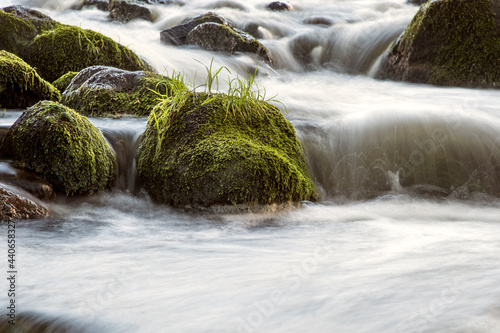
[1,0,500,332]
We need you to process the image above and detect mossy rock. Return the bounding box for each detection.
[3,101,116,196]
[0,50,60,108]
[26,24,151,82]
[0,5,58,55]
[1,5,151,82]
[378,0,500,88]
[137,92,318,207]
[52,71,78,93]
[60,66,172,117]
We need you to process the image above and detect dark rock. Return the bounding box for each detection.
[137,91,318,207]
[303,17,333,26]
[0,183,49,221]
[378,0,500,88]
[136,0,183,5]
[108,0,155,23]
[60,66,172,117]
[0,164,56,201]
[407,0,427,5]
[186,23,273,64]
[267,1,293,11]
[160,12,230,45]
[3,101,116,196]
[71,0,110,11]
[0,50,60,108]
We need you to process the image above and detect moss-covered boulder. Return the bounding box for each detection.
[3,101,116,196]
[0,5,57,55]
[52,71,78,93]
[0,184,49,221]
[137,92,318,208]
[0,50,60,108]
[0,5,151,82]
[26,24,151,82]
[60,66,171,117]
[378,0,500,88]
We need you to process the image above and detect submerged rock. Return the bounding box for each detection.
[71,0,110,11]
[186,23,273,64]
[0,5,150,82]
[0,184,49,221]
[60,66,172,117]
[137,92,318,207]
[108,0,155,23]
[0,165,56,201]
[378,0,500,88]
[3,101,116,196]
[0,50,60,108]
[267,1,293,11]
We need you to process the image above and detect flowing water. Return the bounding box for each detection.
[2,0,500,332]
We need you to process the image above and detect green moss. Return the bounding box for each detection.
[0,50,60,108]
[0,9,38,55]
[5,101,116,196]
[52,71,78,93]
[61,70,172,117]
[137,92,318,207]
[26,25,150,82]
[384,0,500,87]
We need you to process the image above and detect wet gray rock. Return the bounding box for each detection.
[160,12,230,45]
[186,23,273,64]
[0,164,56,201]
[108,0,155,22]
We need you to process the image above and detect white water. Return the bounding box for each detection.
[2,0,500,332]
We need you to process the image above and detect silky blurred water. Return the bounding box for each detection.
[1,0,500,332]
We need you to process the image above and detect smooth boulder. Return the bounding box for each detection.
[60,66,171,117]
[3,101,116,196]
[137,92,318,208]
[0,50,60,108]
[378,0,500,88]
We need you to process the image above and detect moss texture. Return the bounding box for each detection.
[60,67,172,117]
[378,0,500,88]
[52,71,78,93]
[1,6,150,82]
[4,101,116,196]
[0,50,60,108]
[26,25,151,82]
[137,92,318,207]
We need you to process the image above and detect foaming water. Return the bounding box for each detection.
[2,0,500,332]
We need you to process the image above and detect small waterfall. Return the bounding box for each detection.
[300,109,500,200]
[102,128,143,194]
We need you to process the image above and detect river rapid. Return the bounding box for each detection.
[1,0,500,332]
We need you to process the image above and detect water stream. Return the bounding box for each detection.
[1,0,500,332]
